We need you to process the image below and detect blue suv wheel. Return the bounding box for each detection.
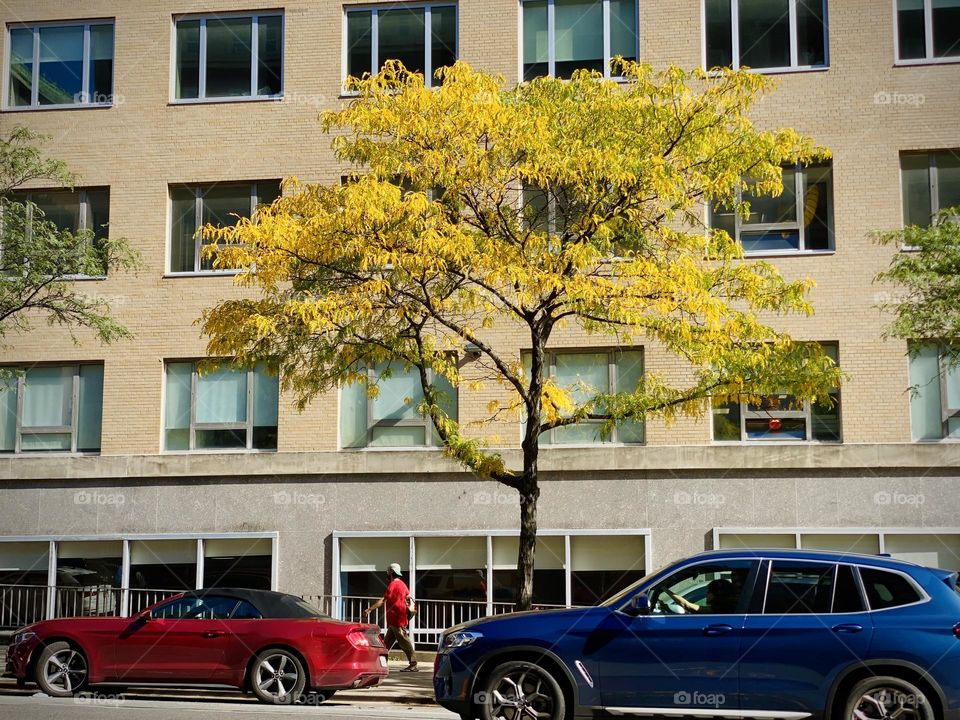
[478,660,566,720]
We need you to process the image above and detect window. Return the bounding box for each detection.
[345,4,457,88]
[7,188,110,275]
[6,21,114,108]
[896,0,960,62]
[901,151,960,228]
[169,181,280,274]
[0,364,103,454]
[646,560,754,615]
[859,568,924,610]
[833,564,866,613]
[712,344,841,442]
[523,348,644,445]
[521,0,637,80]
[340,362,458,448]
[705,0,827,71]
[763,562,834,614]
[164,362,279,452]
[174,13,283,100]
[908,344,960,441]
[151,595,240,620]
[231,600,263,619]
[709,163,834,253]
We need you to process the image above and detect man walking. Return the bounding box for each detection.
[364,562,418,672]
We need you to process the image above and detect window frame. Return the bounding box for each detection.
[708,163,835,255]
[4,19,115,111]
[2,364,103,455]
[893,0,960,65]
[711,342,842,444]
[701,0,830,73]
[166,181,278,276]
[531,347,645,446]
[342,2,458,92]
[170,11,284,104]
[900,150,960,232]
[6,187,110,280]
[519,0,639,81]
[363,361,452,448]
[163,361,278,453]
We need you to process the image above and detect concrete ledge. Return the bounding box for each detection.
[1,443,958,481]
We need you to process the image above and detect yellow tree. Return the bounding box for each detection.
[201,61,841,610]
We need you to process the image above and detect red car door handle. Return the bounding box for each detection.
[703,624,734,636]
[832,624,864,634]
[202,631,225,638]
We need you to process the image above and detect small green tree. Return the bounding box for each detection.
[0,126,138,344]
[876,207,960,362]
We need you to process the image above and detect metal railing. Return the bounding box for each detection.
[0,584,184,630]
[0,584,47,630]
[302,594,570,649]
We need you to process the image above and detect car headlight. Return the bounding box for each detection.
[12,631,37,645]
[441,631,483,650]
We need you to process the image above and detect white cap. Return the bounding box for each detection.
[388,562,403,576]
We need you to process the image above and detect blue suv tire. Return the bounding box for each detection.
[843,676,935,720]
[479,660,566,720]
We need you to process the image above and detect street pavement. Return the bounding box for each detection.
[0,660,453,719]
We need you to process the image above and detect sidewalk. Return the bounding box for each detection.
[338,660,435,704]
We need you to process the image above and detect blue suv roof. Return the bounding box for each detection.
[688,548,932,572]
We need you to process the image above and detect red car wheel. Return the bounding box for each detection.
[35,642,89,698]
[250,649,306,704]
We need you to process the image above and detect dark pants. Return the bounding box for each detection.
[383,624,416,663]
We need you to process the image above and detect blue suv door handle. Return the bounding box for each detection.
[703,624,734,636]
[832,624,864,634]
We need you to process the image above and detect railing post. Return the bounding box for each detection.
[46,540,56,621]
[120,539,130,617]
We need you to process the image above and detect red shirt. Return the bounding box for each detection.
[384,577,410,628]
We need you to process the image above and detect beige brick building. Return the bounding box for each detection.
[0,0,958,637]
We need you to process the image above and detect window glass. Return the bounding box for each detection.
[932,0,960,58]
[340,378,368,449]
[738,0,791,69]
[938,153,960,212]
[371,425,427,447]
[154,596,238,620]
[371,363,423,421]
[705,0,733,68]
[200,185,251,271]
[833,564,866,613]
[554,0,604,78]
[796,0,827,66]
[610,0,638,67]
[165,362,193,451]
[77,364,104,453]
[908,344,946,440]
[431,5,457,83]
[195,367,247,425]
[346,11,373,79]
[860,568,923,610]
[0,375,15,452]
[252,364,279,450]
[803,163,833,251]
[205,18,253,98]
[901,154,932,227]
[31,191,82,233]
[170,186,198,273]
[648,561,753,615]
[231,600,263,619]
[764,562,834,614]
[379,8,426,76]
[176,20,201,99]
[257,15,283,96]
[88,24,114,103]
[523,1,549,80]
[898,0,927,60]
[8,28,33,106]
[616,350,645,444]
[38,26,83,105]
[22,367,72,428]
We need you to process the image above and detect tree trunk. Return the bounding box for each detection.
[515,481,540,611]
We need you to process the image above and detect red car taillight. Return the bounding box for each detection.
[347,631,372,648]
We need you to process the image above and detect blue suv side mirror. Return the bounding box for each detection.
[629,593,651,616]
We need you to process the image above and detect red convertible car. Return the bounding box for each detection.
[3,588,388,704]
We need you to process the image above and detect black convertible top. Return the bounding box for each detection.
[180,588,331,619]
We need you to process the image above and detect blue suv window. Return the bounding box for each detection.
[648,561,753,615]
[860,568,923,610]
[833,564,866,613]
[764,562,834,614]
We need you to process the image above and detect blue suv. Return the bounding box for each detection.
[435,549,960,720]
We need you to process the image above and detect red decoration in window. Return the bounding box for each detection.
[769,418,782,432]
